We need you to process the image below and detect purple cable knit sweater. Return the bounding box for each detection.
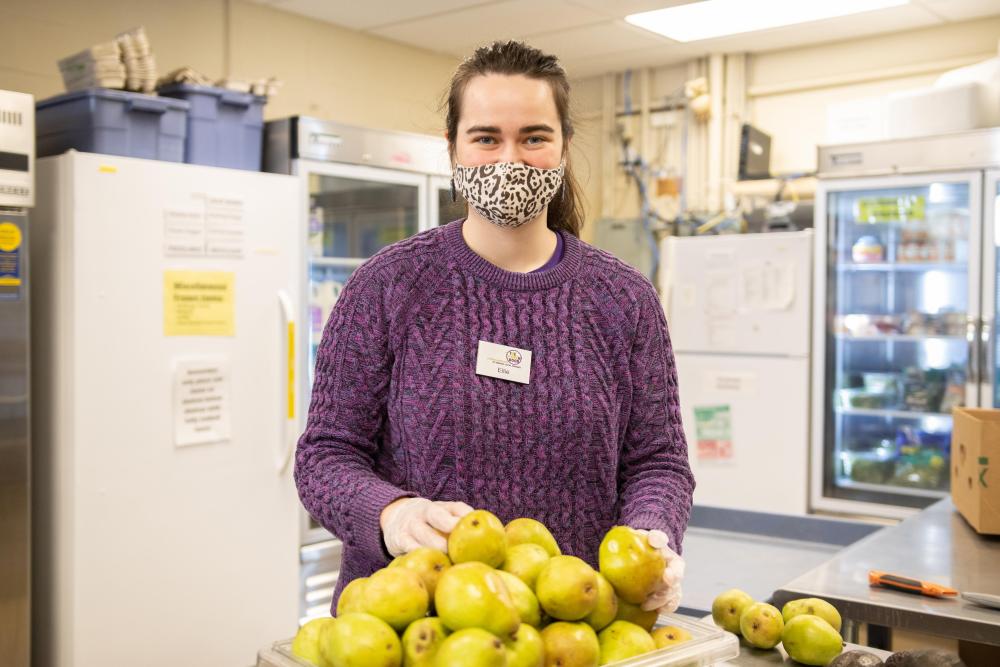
[295,220,694,610]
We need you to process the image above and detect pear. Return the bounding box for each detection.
[584,573,618,632]
[598,526,665,604]
[739,602,784,649]
[505,624,545,667]
[614,599,658,632]
[320,612,401,667]
[448,510,507,568]
[390,547,452,600]
[364,568,430,632]
[651,625,692,648]
[501,543,551,589]
[781,615,844,666]
[337,577,369,616]
[781,597,842,633]
[536,555,599,621]
[435,561,520,638]
[597,620,656,665]
[711,589,754,634]
[497,570,543,627]
[506,517,561,557]
[402,617,450,667]
[432,628,507,667]
[540,621,600,667]
[291,617,336,666]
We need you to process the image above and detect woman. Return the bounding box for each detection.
[295,41,694,616]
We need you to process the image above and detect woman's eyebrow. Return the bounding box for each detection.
[465,124,556,134]
[466,125,501,134]
[520,124,555,134]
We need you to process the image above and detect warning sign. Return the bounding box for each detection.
[0,220,23,290]
[694,404,733,461]
[163,271,235,336]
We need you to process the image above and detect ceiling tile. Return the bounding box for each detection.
[915,0,1000,22]
[527,20,673,61]
[370,0,608,55]
[275,0,496,31]
[565,44,697,79]
[565,0,700,20]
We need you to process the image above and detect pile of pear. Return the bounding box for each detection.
[292,509,692,667]
[711,589,845,666]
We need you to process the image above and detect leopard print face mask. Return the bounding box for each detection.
[453,161,565,228]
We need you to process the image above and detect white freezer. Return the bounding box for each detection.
[32,151,302,667]
[675,353,810,514]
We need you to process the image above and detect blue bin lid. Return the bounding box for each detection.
[158,83,266,103]
[36,87,190,111]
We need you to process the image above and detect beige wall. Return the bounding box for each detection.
[0,0,458,135]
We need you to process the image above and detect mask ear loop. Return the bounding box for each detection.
[450,177,457,203]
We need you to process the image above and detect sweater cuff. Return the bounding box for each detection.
[624,511,685,556]
[352,478,412,565]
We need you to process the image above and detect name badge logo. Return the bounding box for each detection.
[476,340,531,384]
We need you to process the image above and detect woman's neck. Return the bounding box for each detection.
[461,210,558,273]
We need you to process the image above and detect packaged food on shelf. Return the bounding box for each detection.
[862,372,900,396]
[837,388,894,410]
[851,235,885,263]
[835,314,901,337]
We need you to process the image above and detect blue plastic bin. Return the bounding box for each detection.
[158,84,266,171]
[35,88,188,162]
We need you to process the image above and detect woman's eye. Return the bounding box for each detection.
[526,136,546,145]
[474,136,496,145]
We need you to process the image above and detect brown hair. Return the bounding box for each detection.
[444,40,585,238]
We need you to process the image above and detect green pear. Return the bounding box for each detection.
[401,617,450,667]
[781,597,842,633]
[390,548,452,600]
[584,573,618,632]
[613,599,658,632]
[536,555,599,621]
[651,625,692,648]
[597,620,656,665]
[291,617,336,666]
[505,624,545,667]
[739,602,784,649]
[320,612,401,667]
[448,510,507,568]
[711,589,754,634]
[434,561,520,638]
[598,526,665,604]
[364,568,430,632]
[781,615,844,666]
[497,570,542,627]
[506,517,561,557]
[501,543,551,589]
[540,622,600,667]
[337,577,369,616]
[432,628,506,667]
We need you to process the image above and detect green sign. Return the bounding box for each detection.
[856,195,926,223]
[694,405,732,460]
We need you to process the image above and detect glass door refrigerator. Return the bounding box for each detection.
[812,128,1000,519]
[263,117,457,620]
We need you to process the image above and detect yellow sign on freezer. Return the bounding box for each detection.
[163,271,235,336]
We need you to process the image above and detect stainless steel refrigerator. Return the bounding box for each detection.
[812,127,1000,519]
[0,88,33,667]
[264,117,463,621]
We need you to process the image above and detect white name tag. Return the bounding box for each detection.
[475,340,532,384]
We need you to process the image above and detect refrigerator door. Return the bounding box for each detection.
[429,174,467,228]
[812,172,981,519]
[663,231,813,357]
[676,352,810,514]
[32,152,301,666]
[296,159,427,546]
[983,170,999,407]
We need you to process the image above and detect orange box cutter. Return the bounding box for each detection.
[868,570,958,598]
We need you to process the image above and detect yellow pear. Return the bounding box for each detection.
[597,620,655,665]
[711,589,754,634]
[448,510,507,568]
[614,599,658,632]
[390,547,452,599]
[364,568,430,632]
[505,624,545,667]
[291,617,336,666]
[497,570,542,627]
[336,577,368,616]
[584,573,618,632]
[535,555,599,621]
[432,628,507,667]
[506,517,561,557]
[401,617,449,667]
[781,598,842,633]
[501,543,551,589]
[651,625,692,648]
[434,562,520,638]
[540,622,600,667]
[598,526,665,605]
[320,612,401,667]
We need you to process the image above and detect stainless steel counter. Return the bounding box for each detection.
[772,499,1000,645]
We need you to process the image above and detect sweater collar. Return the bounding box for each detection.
[443,219,582,291]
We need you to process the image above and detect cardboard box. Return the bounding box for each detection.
[951,408,1000,535]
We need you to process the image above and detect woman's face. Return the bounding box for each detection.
[453,74,565,169]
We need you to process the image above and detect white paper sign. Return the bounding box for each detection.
[173,358,232,447]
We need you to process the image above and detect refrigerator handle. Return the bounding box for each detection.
[966,316,978,396]
[277,290,296,474]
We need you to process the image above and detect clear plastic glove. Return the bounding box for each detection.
[380,497,474,557]
[634,529,685,613]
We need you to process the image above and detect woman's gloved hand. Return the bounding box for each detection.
[633,528,685,614]
[380,497,474,557]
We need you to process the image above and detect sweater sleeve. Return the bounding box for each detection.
[294,264,409,567]
[617,284,695,553]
